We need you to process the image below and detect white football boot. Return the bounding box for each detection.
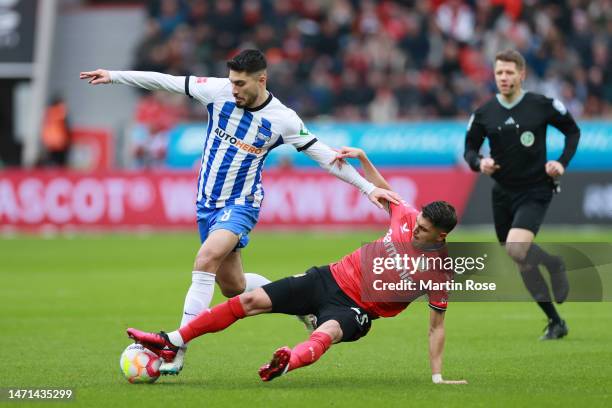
[159,347,186,375]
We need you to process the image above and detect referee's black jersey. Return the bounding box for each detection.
[464,92,580,188]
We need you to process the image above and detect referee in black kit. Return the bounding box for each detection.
[464,49,580,340]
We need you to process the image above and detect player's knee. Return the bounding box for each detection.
[238,288,272,315]
[316,320,343,343]
[194,250,225,272]
[505,243,528,264]
[219,281,246,298]
[238,291,258,313]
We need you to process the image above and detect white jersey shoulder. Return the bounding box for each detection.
[190,78,315,150]
[194,83,316,209]
[257,98,315,150]
[187,76,231,105]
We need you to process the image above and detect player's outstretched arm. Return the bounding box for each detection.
[428,309,467,385]
[302,140,400,209]
[332,146,392,191]
[79,69,111,84]
[331,147,402,210]
[80,69,187,94]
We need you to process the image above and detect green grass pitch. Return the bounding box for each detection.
[1,229,611,407]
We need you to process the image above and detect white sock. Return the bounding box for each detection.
[244,273,271,292]
[180,271,216,328]
[167,331,185,348]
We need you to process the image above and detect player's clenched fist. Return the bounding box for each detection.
[479,157,500,175]
[79,69,111,85]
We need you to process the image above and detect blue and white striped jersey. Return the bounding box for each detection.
[186,76,317,209]
[110,70,375,212]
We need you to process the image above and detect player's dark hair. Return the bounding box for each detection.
[495,49,526,71]
[227,49,267,73]
[421,201,457,233]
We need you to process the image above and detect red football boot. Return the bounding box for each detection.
[126,328,179,362]
[258,347,291,382]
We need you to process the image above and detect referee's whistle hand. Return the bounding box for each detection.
[480,158,500,176]
[545,160,565,177]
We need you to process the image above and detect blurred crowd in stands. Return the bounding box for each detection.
[133,0,611,123]
[127,0,610,166]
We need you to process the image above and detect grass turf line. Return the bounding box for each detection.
[1,230,611,407]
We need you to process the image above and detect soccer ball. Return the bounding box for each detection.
[119,343,161,384]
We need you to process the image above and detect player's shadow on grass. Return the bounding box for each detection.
[152,375,415,389]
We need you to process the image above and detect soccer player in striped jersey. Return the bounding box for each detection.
[127,147,467,384]
[80,49,400,375]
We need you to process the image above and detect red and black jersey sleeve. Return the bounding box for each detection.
[427,270,452,312]
[428,297,448,312]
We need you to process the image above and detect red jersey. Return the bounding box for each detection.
[330,201,452,318]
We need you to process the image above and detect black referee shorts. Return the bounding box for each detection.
[492,182,553,242]
[261,265,373,342]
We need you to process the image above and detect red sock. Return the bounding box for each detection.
[179,296,245,343]
[288,331,333,372]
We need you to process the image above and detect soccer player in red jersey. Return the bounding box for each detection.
[128,147,467,385]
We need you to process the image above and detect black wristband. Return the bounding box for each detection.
[184,75,192,98]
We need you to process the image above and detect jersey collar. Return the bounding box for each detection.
[496,89,526,110]
[244,91,273,112]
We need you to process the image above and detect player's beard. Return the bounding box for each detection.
[236,92,256,109]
